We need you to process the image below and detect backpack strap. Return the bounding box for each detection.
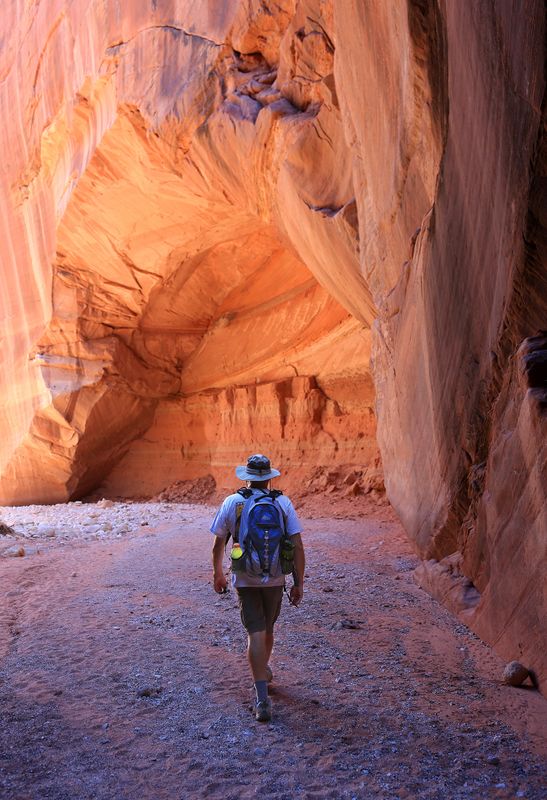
[233,501,245,544]
[223,489,253,550]
[231,487,254,545]
[270,490,288,533]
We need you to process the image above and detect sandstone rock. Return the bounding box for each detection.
[369,490,386,506]
[313,474,329,492]
[3,545,25,558]
[152,475,216,504]
[331,619,361,631]
[0,522,14,536]
[0,0,374,507]
[101,379,377,499]
[344,481,362,497]
[37,523,56,537]
[0,0,544,693]
[362,467,385,494]
[502,662,530,687]
[413,555,481,621]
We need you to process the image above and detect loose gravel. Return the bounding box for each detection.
[0,502,545,799]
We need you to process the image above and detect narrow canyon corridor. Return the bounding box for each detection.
[0,503,545,800]
[0,2,546,797]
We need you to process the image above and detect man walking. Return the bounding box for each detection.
[211,454,305,722]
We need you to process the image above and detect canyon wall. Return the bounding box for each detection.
[0,2,545,687]
[103,372,377,498]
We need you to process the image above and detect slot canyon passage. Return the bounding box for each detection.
[0,0,546,798]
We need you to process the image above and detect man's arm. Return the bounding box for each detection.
[289,533,305,606]
[212,535,228,593]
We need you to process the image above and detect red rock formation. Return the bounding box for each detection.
[0,2,545,689]
[0,1,375,504]
[103,373,377,498]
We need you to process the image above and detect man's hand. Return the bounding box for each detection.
[214,571,227,594]
[289,533,305,606]
[212,535,228,593]
[289,584,303,606]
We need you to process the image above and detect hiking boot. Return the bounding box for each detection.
[255,698,272,722]
[266,665,273,683]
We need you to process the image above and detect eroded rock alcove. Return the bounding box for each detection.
[0,2,545,689]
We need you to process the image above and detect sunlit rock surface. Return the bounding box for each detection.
[0,2,545,688]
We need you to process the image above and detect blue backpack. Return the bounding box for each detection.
[238,489,286,578]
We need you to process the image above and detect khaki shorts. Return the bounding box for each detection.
[237,586,284,634]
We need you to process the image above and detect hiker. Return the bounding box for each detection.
[210,453,305,722]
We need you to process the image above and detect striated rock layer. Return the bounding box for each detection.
[103,373,377,498]
[0,3,545,688]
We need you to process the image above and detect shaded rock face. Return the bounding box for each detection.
[0,3,545,686]
[103,373,377,498]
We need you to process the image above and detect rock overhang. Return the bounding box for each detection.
[0,46,376,503]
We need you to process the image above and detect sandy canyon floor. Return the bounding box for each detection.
[0,501,546,800]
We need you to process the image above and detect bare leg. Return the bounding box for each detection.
[265,628,274,665]
[247,630,269,682]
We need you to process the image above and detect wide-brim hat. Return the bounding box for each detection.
[236,453,281,482]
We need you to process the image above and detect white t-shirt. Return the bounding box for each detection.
[210,489,303,588]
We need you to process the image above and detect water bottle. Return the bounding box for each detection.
[231,543,246,572]
[280,536,295,575]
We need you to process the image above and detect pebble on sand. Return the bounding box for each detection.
[3,545,25,557]
[138,687,163,698]
[502,661,529,687]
